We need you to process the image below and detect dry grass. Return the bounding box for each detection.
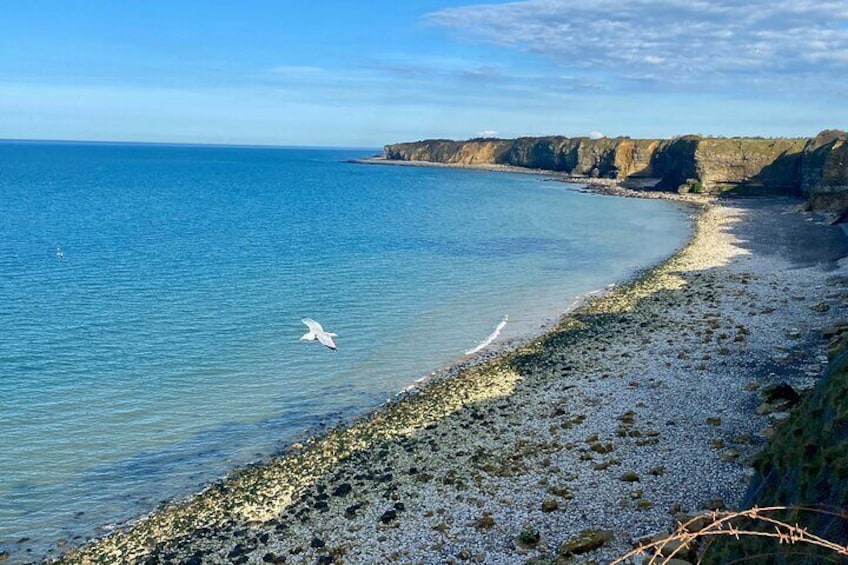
[612,506,848,564]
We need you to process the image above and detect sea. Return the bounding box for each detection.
[0,141,691,562]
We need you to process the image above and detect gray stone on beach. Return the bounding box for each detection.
[517,526,541,548]
[620,471,640,482]
[650,532,693,558]
[379,509,397,524]
[811,301,831,312]
[558,529,613,556]
[720,448,740,462]
[821,322,848,338]
[332,483,352,497]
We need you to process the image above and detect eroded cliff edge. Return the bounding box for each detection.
[384,130,848,215]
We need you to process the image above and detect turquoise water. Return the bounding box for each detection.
[0,141,690,561]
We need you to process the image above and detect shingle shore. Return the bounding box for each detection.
[55,195,848,564]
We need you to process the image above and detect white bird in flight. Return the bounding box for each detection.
[300,318,338,351]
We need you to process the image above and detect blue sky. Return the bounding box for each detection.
[1,1,845,147]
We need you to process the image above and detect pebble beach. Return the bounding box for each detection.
[54,194,848,565]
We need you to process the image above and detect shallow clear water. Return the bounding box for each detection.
[0,141,690,561]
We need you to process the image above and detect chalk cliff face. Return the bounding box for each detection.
[383,131,848,214]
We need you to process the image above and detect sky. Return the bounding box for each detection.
[0,0,846,147]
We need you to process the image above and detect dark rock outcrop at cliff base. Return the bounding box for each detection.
[384,131,848,216]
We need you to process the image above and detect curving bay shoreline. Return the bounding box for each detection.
[53,187,848,564]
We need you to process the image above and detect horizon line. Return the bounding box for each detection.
[0,137,382,152]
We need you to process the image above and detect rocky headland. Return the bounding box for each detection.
[382,130,848,216]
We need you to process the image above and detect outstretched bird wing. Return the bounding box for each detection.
[301,318,323,333]
[316,332,337,351]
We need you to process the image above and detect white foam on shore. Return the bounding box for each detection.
[465,315,509,355]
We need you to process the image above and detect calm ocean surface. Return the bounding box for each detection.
[0,141,690,561]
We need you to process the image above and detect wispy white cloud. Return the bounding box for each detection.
[424,0,848,90]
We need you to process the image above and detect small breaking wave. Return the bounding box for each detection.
[465,315,509,355]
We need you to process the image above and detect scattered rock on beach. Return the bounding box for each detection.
[517,526,541,549]
[227,544,247,559]
[332,483,352,497]
[675,513,712,533]
[474,514,496,530]
[379,509,397,524]
[720,448,741,462]
[811,301,831,312]
[620,471,640,482]
[541,499,559,512]
[757,382,801,414]
[704,498,726,511]
[650,532,694,559]
[821,322,848,338]
[557,529,613,556]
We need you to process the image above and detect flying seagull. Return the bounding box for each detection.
[300,318,338,351]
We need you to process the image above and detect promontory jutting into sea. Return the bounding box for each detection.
[0,141,691,562]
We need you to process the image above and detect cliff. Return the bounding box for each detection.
[692,138,806,194]
[801,130,848,213]
[385,136,658,179]
[383,131,848,214]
